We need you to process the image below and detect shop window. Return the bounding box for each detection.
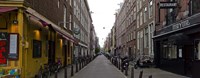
[169,44,177,59]
[162,42,177,59]
[194,40,200,60]
[33,40,42,58]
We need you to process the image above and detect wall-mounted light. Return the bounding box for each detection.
[12,20,18,25]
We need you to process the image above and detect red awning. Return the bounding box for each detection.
[56,29,78,44]
[26,8,78,44]
[0,7,17,13]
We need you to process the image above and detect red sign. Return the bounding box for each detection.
[0,32,8,65]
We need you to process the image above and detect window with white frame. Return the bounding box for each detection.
[139,0,142,9]
[149,0,153,18]
[137,32,140,50]
[144,7,147,23]
[134,7,136,20]
[144,27,149,48]
[137,16,139,28]
[130,11,134,23]
[64,6,67,29]
[140,12,143,25]
[137,0,139,12]
[149,22,154,55]
[69,15,72,30]
[70,0,72,6]
[58,0,60,8]
[140,31,144,52]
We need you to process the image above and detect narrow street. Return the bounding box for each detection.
[72,55,126,78]
[1,0,200,77]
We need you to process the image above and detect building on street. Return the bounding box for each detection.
[110,0,155,59]
[73,0,93,62]
[135,0,155,59]
[154,0,200,77]
[0,0,97,77]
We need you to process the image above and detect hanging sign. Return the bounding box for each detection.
[0,32,8,65]
[159,2,177,8]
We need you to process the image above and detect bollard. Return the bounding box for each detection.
[71,65,74,76]
[116,60,118,68]
[149,75,152,78]
[81,61,83,68]
[131,67,134,78]
[80,61,82,69]
[125,68,128,76]
[139,70,143,78]
[121,68,124,72]
[119,59,121,70]
[79,61,81,70]
[76,62,78,72]
[64,66,67,78]
[55,71,58,78]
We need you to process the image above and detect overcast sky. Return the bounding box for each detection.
[88,0,123,48]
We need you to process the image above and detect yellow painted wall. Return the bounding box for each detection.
[25,17,49,77]
[67,42,73,64]
[55,34,64,66]
[0,10,22,75]
[0,9,74,78]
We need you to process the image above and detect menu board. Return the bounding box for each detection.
[9,34,18,59]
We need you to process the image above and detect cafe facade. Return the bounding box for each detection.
[154,0,200,77]
[0,1,77,78]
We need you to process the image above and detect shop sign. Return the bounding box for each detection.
[172,20,190,30]
[0,32,8,65]
[155,13,200,38]
[159,2,177,8]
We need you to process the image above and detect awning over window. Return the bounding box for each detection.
[0,7,17,13]
[26,7,78,44]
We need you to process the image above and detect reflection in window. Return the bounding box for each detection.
[195,40,200,60]
[162,42,177,59]
[192,0,200,15]
[33,40,42,58]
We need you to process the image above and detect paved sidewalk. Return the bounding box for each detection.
[49,64,76,78]
[115,64,190,78]
[49,55,190,78]
[72,55,126,78]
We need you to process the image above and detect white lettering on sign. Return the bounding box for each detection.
[159,2,177,8]
[172,20,190,30]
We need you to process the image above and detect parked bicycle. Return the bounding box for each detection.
[56,58,62,72]
[35,64,50,78]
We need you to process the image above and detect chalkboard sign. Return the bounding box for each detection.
[33,40,42,58]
